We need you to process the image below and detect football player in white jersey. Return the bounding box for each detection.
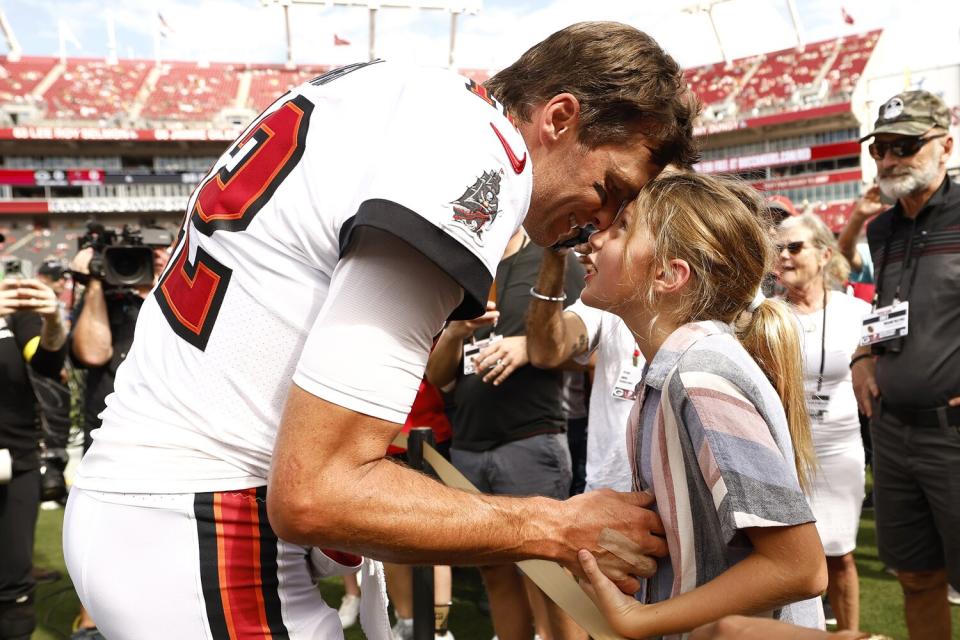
[64,22,698,640]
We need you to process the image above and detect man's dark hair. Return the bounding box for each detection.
[485,21,700,168]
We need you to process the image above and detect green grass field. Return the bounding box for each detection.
[31,504,959,639]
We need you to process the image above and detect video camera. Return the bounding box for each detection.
[75,222,173,288]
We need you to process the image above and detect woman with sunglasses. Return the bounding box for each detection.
[776,213,870,632]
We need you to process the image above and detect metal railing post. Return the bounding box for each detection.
[406,427,435,640]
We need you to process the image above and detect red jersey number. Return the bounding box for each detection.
[156,95,314,351]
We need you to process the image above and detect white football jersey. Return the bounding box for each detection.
[75,61,531,493]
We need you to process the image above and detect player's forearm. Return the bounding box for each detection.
[424,327,466,388]
[527,250,571,368]
[71,280,113,365]
[277,454,566,565]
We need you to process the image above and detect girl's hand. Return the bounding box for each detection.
[578,549,646,639]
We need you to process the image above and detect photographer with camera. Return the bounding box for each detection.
[0,252,67,640]
[69,224,172,451]
[67,224,171,638]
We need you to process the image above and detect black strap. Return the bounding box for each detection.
[816,288,827,393]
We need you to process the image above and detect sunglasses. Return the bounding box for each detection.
[776,241,805,255]
[868,133,946,161]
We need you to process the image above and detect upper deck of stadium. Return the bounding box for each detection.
[0,29,881,131]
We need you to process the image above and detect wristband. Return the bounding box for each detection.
[849,353,872,369]
[529,287,566,302]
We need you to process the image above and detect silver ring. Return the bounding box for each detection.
[496,358,504,366]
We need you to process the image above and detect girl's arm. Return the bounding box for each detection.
[579,522,827,639]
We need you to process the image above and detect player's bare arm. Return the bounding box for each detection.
[268,386,666,594]
[526,248,588,368]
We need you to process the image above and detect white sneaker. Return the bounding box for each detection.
[392,617,414,640]
[949,585,960,606]
[338,593,360,628]
[435,631,455,640]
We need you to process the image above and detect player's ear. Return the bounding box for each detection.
[538,93,580,148]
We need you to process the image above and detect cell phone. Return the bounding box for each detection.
[551,225,597,250]
[2,257,23,279]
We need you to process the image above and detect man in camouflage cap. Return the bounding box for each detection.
[850,89,958,639]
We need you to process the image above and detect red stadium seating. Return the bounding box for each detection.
[683,30,881,116]
[825,30,881,98]
[737,39,834,112]
[140,62,241,122]
[4,29,881,128]
[246,65,329,112]
[0,57,56,104]
[684,60,752,106]
[44,58,150,122]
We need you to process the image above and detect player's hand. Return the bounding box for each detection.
[476,335,527,386]
[851,357,879,417]
[70,247,95,275]
[10,278,61,320]
[577,549,647,639]
[851,185,887,221]
[445,301,500,340]
[560,489,666,594]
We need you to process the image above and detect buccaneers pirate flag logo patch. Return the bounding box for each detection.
[450,169,502,239]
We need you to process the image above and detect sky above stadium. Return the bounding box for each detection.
[2,0,959,72]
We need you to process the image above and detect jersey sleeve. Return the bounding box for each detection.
[293,227,464,424]
[336,71,531,321]
[671,359,814,543]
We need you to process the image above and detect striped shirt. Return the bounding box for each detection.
[628,321,822,639]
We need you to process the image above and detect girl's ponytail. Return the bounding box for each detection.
[738,297,815,492]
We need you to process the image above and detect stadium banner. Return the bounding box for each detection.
[0,169,205,187]
[695,140,860,174]
[752,168,862,191]
[0,126,241,142]
[0,169,106,186]
[0,196,186,214]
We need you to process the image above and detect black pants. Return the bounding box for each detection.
[0,469,39,639]
[567,417,588,496]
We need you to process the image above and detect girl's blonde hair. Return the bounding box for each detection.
[779,212,851,289]
[624,172,814,490]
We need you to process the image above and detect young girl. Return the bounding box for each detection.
[576,172,826,639]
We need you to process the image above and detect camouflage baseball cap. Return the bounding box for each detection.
[860,90,951,142]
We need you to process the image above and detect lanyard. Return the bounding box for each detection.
[816,288,827,393]
[873,216,928,309]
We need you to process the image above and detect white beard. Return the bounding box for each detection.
[878,145,943,200]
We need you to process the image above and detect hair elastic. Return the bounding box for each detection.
[748,289,766,312]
